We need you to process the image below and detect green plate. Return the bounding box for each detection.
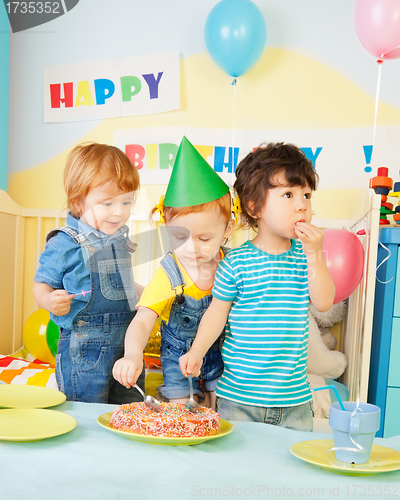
[290,439,400,475]
[97,411,233,445]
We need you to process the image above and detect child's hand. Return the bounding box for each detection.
[49,290,75,316]
[179,350,203,378]
[295,222,335,311]
[294,222,324,259]
[113,355,143,389]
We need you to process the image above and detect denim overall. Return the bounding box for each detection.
[158,252,224,400]
[48,227,145,404]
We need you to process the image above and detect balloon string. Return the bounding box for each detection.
[376,241,393,284]
[371,61,382,169]
[231,78,237,188]
[325,407,367,469]
[380,44,400,59]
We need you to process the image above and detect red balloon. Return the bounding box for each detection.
[322,229,364,304]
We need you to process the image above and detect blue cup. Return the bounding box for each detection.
[329,401,380,464]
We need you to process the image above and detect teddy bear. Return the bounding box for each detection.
[307,301,348,379]
[307,300,349,420]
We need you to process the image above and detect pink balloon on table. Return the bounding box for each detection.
[322,229,364,304]
[354,0,400,60]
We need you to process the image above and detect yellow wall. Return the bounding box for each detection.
[7,48,397,333]
[8,49,400,211]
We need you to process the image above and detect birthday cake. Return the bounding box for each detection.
[109,402,220,437]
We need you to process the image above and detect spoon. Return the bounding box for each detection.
[134,384,162,412]
[185,374,201,413]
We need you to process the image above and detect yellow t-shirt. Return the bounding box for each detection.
[137,254,212,326]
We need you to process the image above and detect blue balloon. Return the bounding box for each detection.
[204,0,267,78]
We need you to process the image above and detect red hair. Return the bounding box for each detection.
[64,143,140,217]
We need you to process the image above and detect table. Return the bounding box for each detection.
[1,401,400,500]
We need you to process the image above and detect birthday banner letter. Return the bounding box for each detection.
[43,52,180,123]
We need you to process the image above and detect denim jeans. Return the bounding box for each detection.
[159,321,223,399]
[216,397,314,432]
[157,252,224,400]
[54,226,145,404]
[56,322,145,404]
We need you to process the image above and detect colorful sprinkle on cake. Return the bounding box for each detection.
[109,402,220,437]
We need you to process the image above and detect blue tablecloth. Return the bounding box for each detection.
[1,401,400,500]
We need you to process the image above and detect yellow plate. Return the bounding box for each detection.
[0,408,77,441]
[0,384,66,409]
[290,439,400,475]
[97,412,233,445]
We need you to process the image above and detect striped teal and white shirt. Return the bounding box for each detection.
[213,239,312,408]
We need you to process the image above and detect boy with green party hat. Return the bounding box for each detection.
[113,136,237,408]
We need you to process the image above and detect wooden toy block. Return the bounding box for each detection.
[378,167,389,176]
[380,207,395,215]
[382,202,394,210]
[370,176,393,190]
[375,187,390,195]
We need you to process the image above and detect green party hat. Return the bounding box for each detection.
[163,136,229,207]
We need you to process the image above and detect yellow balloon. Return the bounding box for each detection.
[23,309,55,364]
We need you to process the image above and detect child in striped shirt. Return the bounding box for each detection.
[180,142,335,431]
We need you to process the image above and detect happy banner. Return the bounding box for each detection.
[43,52,180,123]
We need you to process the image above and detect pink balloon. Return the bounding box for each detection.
[354,0,400,60]
[322,229,364,304]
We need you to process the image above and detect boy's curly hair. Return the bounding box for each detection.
[234,142,318,230]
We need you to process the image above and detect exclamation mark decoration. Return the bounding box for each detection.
[363,145,373,173]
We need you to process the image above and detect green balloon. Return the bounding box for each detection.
[46,320,60,358]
